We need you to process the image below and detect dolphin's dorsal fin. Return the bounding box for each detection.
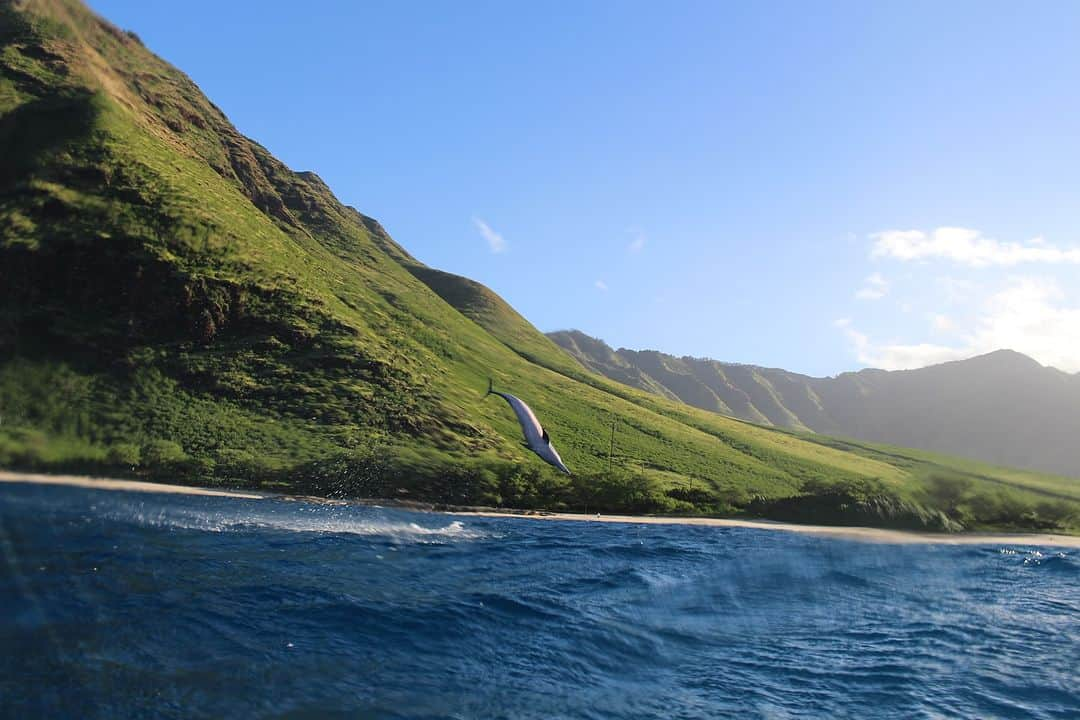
[542,428,550,444]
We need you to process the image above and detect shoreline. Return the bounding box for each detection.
[0,470,266,499]
[451,509,1080,547]
[2,469,1078,547]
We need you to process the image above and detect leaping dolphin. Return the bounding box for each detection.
[485,379,571,475]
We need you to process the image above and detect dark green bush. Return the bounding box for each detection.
[106,442,141,467]
[141,439,189,474]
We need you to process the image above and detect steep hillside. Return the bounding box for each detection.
[404,265,586,379]
[1,0,1076,532]
[549,330,1080,478]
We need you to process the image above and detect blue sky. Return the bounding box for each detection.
[90,1,1080,375]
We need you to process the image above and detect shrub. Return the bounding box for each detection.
[141,439,189,473]
[214,448,261,478]
[921,472,973,519]
[666,486,719,506]
[106,442,141,467]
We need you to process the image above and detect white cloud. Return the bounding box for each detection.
[871,227,1080,267]
[863,342,972,371]
[968,277,1080,371]
[473,217,506,254]
[838,277,1080,371]
[594,280,608,291]
[937,275,976,304]
[626,228,647,253]
[931,314,954,333]
[855,272,889,300]
[836,317,972,368]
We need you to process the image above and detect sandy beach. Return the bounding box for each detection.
[455,509,1080,547]
[2,470,1077,547]
[0,470,265,499]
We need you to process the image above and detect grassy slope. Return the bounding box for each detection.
[550,331,1080,479]
[0,0,1076,532]
[408,269,1080,532]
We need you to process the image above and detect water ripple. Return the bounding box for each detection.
[0,482,1077,719]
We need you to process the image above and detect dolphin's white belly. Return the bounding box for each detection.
[499,393,545,448]
[488,388,571,475]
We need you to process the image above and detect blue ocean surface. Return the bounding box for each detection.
[0,482,1077,719]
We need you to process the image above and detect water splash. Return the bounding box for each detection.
[95,496,489,542]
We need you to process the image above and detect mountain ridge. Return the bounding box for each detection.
[548,330,1080,478]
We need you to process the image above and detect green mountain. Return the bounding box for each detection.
[549,330,1080,478]
[1,0,1077,532]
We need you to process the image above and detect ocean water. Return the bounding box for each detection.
[0,483,1077,719]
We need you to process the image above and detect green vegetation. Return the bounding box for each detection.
[1,0,1078,534]
[550,330,1080,478]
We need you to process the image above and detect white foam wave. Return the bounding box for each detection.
[1022,550,1068,566]
[102,501,487,542]
[999,548,1071,566]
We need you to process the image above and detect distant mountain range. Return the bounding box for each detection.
[548,330,1080,478]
